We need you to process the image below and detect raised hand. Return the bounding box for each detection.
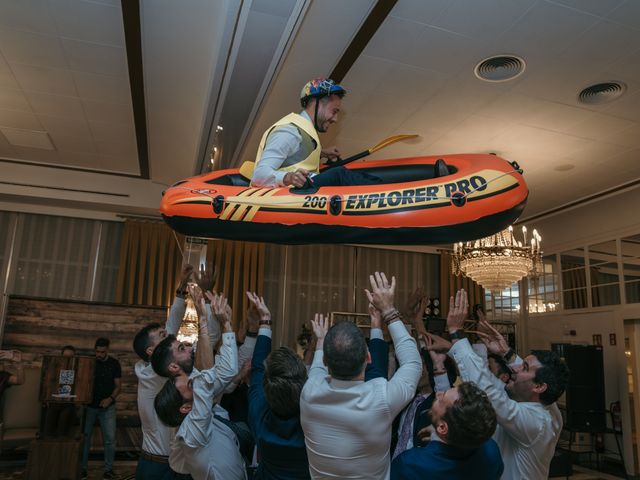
[364,272,396,315]
[194,263,217,295]
[205,291,232,332]
[423,332,452,354]
[447,289,468,333]
[423,332,449,371]
[310,313,329,348]
[473,320,510,356]
[246,291,271,332]
[178,264,194,290]
[188,284,206,317]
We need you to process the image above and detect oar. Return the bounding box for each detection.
[238,134,418,179]
[321,134,419,170]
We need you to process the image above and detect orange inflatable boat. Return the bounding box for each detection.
[160,153,528,245]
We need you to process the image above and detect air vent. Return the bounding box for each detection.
[474,55,526,82]
[578,82,626,105]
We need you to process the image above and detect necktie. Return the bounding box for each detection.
[393,393,427,460]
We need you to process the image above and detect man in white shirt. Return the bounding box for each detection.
[132,266,221,479]
[300,272,422,479]
[251,78,382,189]
[154,321,245,480]
[446,289,570,480]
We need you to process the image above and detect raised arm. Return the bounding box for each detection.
[447,289,539,444]
[247,292,274,432]
[366,272,421,417]
[365,303,389,381]
[166,264,193,335]
[191,285,213,371]
[194,264,221,349]
[307,313,329,382]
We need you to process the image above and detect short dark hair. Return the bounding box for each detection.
[61,345,76,354]
[150,335,177,378]
[531,350,570,405]
[154,377,186,427]
[133,323,162,361]
[323,321,367,380]
[263,347,308,418]
[443,382,497,449]
[95,337,110,349]
[488,353,511,378]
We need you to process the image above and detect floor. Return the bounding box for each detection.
[0,460,137,480]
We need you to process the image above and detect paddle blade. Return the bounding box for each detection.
[369,134,419,153]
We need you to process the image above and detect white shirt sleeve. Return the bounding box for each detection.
[166,297,186,335]
[180,332,238,448]
[222,335,257,394]
[386,321,422,418]
[433,373,451,392]
[449,338,545,445]
[252,126,302,187]
[207,308,221,352]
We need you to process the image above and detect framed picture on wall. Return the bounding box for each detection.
[592,334,602,346]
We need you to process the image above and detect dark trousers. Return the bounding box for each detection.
[136,456,171,480]
[161,471,192,480]
[311,166,382,187]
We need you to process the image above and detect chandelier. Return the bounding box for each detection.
[451,226,542,292]
[177,296,199,344]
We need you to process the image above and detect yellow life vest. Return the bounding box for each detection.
[254,113,321,174]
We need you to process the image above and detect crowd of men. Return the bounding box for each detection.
[125,265,569,480]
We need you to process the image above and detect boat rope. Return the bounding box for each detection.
[170,166,523,207]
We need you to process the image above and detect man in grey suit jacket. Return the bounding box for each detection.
[300,272,422,479]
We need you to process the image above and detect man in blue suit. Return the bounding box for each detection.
[391,382,503,480]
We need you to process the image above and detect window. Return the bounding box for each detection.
[2,212,123,302]
[528,254,560,313]
[561,248,588,309]
[485,283,520,321]
[589,240,620,307]
[621,234,640,304]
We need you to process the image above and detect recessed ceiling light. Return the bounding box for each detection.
[554,163,575,172]
[474,55,526,82]
[578,82,626,105]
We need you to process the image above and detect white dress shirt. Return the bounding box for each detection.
[135,297,221,456]
[252,111,317,187]
[300,320,422,479]
[171,331,245,480]
[449,338,562,480]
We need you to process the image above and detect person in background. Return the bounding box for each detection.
[81,337,121,480]
[300,272,422,479]
[251,78,382,189]
[390,381,502,480]
[447,289,570,480]
[0,349,25,399]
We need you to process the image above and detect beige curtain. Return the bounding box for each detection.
[115,220,184,306]
[439,252,485,318]
[206,239,265,330]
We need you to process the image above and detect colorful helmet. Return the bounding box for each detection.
[300,78,346,107]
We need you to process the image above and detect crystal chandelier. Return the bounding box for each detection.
[451,226,542,292]
[177,296,199,344]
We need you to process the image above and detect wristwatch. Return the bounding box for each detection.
[259,319,272,326]
[449,329,467,340]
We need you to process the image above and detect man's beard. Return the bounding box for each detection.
[178,350,195,375]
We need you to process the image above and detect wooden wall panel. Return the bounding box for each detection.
[1,295,168,420]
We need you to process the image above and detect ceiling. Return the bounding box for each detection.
[0,0,639,224]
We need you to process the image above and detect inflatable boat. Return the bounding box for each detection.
[160,153,528,245]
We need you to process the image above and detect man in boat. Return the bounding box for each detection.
[251,77,382,188]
